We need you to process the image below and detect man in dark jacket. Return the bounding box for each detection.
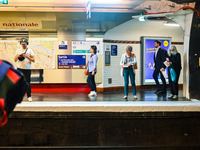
[153,40,168,94]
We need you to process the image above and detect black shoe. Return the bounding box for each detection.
[157,91,166,95]
[154,89,162,94]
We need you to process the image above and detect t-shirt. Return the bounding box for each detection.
[15,48,34,69]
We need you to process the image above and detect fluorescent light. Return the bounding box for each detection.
[164,22,180,27]
[83,0,122,4]
[139,16,145,22]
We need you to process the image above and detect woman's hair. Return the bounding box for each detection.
[126,46,132,52]
[91,45,97,54]
[168,45,178,56]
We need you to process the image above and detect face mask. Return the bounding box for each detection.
[171,51,175,55]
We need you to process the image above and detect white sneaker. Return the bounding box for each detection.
[168,94,174,99]
[88,91,97,97]
[28,97,33,102]
[173,95,178,99]
[123,96,128,99]
[133,95,137,99]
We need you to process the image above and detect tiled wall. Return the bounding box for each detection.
[103,43,184,88]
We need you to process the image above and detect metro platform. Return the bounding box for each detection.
[0,88,200,149]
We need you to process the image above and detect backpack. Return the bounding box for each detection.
[0,60,27,127]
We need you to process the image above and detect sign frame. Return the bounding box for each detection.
[141,36,171,85]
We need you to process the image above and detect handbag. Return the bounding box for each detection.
[84,69,89,75]
[18,48,28,61]
[169,65,177,82]
[131,53,138,69]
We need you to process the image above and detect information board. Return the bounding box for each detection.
[57,55,86,69]
[72,41,103,55]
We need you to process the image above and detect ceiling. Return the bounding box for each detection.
[0,0,196,37]
[0,0,158,13]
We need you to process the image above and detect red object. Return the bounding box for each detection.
[84,69,89,75]
[0,99,8,127]
[31,83,91,93]
[6,69,20,83]
[144,6,200,18]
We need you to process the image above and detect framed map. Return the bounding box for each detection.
[0,40,55,69]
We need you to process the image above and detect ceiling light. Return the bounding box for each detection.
[83,0,122,4]
[164,21,180,27]
[139,16,145,22]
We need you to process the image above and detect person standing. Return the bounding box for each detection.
[120,46,137,100]
[166,45,182,99]
[86,45,98,97]
[153,40,168,95]
[14,38,35,102]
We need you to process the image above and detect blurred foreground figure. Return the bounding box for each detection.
[0,60,26,127]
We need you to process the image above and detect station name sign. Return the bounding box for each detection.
[3,22,39,27]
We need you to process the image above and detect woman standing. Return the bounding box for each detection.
[86,45,98,97]
[167,45,182,99]
[120,46,137,100]
[14,38,35,102]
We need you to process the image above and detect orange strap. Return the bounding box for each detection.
[0,99,8,127]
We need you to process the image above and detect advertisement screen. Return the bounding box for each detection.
[141,37,171,85]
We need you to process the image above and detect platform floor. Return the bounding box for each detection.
[14,89,200,112]
[24,89,187,102]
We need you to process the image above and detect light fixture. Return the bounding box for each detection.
[164,21,180,27]
[83,0,122,4]
[139,16,145,22]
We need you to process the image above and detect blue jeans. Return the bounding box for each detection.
[123,68,136,96]
[87,72,96,92]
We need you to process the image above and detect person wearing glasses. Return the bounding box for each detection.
[14,38,35,102]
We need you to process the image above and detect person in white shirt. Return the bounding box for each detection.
[120,46,137,100]
[14,38,35,102]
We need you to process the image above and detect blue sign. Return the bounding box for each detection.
[111,45,118,56]
[59,45,68,49]
[59,41,68,50]
[58,55,86,69]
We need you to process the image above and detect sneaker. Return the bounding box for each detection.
[168,94,174,99]
[28,97,33,102]
[154,89,161,94]
[133,96,137,100]
[123,96,128,99]
[173,95,178,99]
[88,91,97,97]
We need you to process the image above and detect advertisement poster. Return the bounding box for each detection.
[142,37,171,84]
[59,41,68,50]
[57,55,86,69]
[72,41,103,55]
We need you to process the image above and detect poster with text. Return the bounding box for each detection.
[72,41,103,55]
[57,55,86,69]
[142,37,171,85]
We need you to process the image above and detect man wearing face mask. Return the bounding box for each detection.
[166,45,182,99]
[14,38,35,102]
